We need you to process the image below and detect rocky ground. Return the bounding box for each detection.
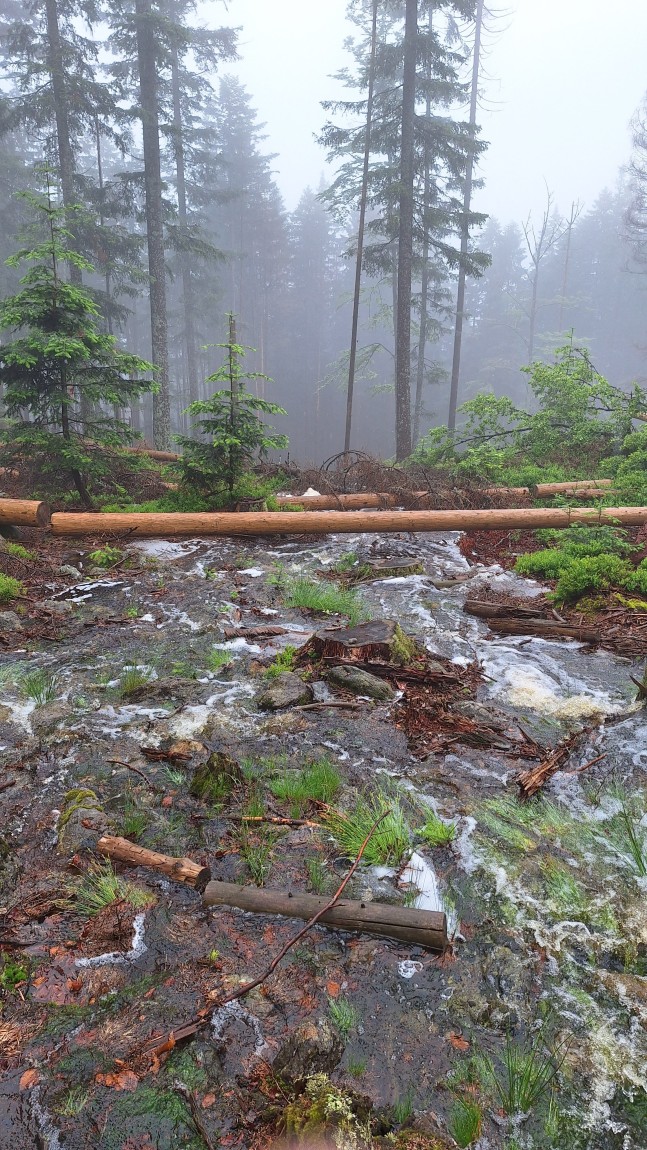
[0,526,645,1150]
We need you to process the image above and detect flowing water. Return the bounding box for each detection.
[0,527,645,1149]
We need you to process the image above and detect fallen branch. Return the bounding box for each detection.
[515,733,600,798]
[107,759,160,789]
[143,811,430,1057]
[294,701,362,711]
[96,836,211,892]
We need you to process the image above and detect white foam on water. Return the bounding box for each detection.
[211,998,269,1057]
[76,912,147,968]
[400,851,444,913]
[481,642,624,720]
[239,567,264,577]
[398,960,423,979]
[130,539,202,560]
[213,637,263,654]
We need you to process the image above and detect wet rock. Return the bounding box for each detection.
[123,677,206,705]
[58,564,82,580]
[0,705,13,722]
[31,701,71,735]
[452,699,506,727]
[481,944,534,1025]
[326,665,395,701]
[272,1019,344,1082]
[40,599,74,615]
[57,787,107,852]
[0,611,23,631]
[256,671,313,710]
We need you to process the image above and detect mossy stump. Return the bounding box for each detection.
[312,620,416,666]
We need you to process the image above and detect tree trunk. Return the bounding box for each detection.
[344,0,379,454]
[394,0,417,461]
[447,0,483,432]
[135,0,172,449]
[171,41,200,404]
[413,2,434,446]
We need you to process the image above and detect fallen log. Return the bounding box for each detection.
[202,880,447,950]
[464,599,544,620]
[97,835,211,892]
[0,498,50,528]
[472,615,599,643]
[50,506,647,538]
[530,479,613,496]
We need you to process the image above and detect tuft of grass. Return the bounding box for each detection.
[263,644,298,678]
[74,860,152,917]
[121,801,149,841]
[22,667,59,705]
[328,995,359,1040]
[270,757,341,817]
[55,1086,90,1117]
[490,1024,565,1116]
[284,576,370,625]
[448,1097,482,1147]
[346,1057,367,1078]
[0,955,29,991]
[418,811,456,846]
[0,572,23,602]
[323,792,411,866]
[392,1088,414,1125]
[162,765,187,787]
[119,665,155,697]
[208,647,233,672]
[306,855,328,893]
[240,830,276,886]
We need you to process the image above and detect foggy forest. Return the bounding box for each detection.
[1,4,647,1150]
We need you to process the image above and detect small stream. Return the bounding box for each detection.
[1,527,645,1148]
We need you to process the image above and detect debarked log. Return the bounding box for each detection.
[202,880,447,951]
[97,835,211,892]
[50,506,647,538]
[0,497,50,528]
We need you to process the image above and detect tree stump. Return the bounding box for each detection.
[312,620,416,666]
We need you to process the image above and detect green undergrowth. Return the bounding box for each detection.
[100,470,288,513]
[269,757,341,816]
[263,644,298,677]
[0,572,23,601]
[323,792,411,866]
[513,524,647,603]
[417,810,456,846]
[283,575,371,625]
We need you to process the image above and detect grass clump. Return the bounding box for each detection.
[4,542,35,561]
[270,757,341,816]
[284,576,370,625]
[263,644,298,678]
[489,1023,565,1116]
[447,1097,482,1147]
[240,829,276,886]
[601,795,647,877]
[207,647,233,672]
[55,1086,91,1117]
[306,855,328,893]
[417,811,456,846]
[392,1088,414,1125]
[0,572,23,602]
[119,665,155,697]
[323,792,411,866]
[328,995,359,1039]
[74,860,152,916]
[22,667,59,705]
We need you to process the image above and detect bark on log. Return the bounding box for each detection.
[202,880,447,951]
[473,615,599,643]
[464,599,544,620]
[0,498,50,528]
[50,506,647,538]
[530,479,613,496]
[97,834,211,892]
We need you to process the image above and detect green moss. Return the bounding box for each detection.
[284,1074,372,1148]
[388,623,417,665]
[58,788,103,839]
[0,572,23,601]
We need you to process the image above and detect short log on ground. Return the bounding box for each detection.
[0,498,50,528]
[464,608,599,644]
[97,835,211,892]
[50,506,647,537]
[311,620,416,665]
[202,881,447,951]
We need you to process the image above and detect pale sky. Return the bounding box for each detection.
[224,0,647,226]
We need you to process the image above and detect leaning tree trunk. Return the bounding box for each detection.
[135,0,172,449]
[394,0,417,462]
[447,0,483,432]
[344,0,379,454]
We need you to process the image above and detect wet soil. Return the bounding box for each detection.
[0,527,645,1150]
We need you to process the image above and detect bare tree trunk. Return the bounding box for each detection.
[344,0,378,454]
[413,1,434,447]
[171,41,200,404]
[447,0,483,432]
[135,0,172,449]
[523,189,564,365]
[394,0,417,462]
[558,200,582,332]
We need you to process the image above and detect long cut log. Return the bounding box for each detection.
[0,498,50,528]
[531,479,613,496]
[51,505,647,538]
[203,880,447,951]
[97,834,211,892]
[464,599,544,620]
[476,616,599,643]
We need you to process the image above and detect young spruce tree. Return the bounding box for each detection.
[177,313,288,501]
[0,189,154,508]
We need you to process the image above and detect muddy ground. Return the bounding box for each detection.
[0,526,646,1150]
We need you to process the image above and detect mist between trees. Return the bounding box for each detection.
[0,0,645,461]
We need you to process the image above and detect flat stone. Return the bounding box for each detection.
[326,665,395,701]
[40,599,74,615]
[0,611,23,631]
[255,671,313,710]
[272,1018,344,1082]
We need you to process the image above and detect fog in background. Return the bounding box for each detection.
[229,0,647,225]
